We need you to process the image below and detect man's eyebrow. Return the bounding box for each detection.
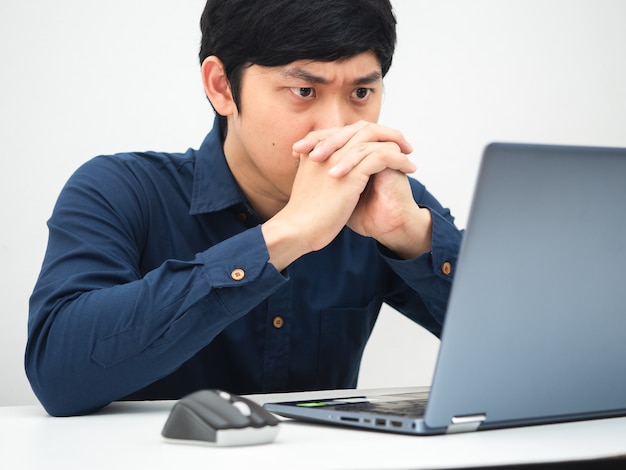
[353,70,383,85]
[280,67,382,85]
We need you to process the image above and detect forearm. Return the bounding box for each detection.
[382,208,464,332]
[26,227,285,416]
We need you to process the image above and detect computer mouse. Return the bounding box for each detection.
[161,389,281,446]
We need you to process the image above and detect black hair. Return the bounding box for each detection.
[199,0,397,136]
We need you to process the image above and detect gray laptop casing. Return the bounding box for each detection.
[266,143,626,435]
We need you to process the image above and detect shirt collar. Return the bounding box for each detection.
[190,116,247,215]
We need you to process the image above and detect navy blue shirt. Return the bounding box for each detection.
[27,119,463,416]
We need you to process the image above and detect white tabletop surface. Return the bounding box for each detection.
[1,388,626,470]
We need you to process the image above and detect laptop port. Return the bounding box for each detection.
[340,416,359,423]
[390,420,402,428]
[375,419,386,427]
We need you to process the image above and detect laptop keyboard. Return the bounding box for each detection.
[332,395,429,418]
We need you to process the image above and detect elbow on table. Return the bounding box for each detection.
[31,383,107,417]
[25,358,107,417]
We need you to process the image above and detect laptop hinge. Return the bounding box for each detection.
[446,414,486,434]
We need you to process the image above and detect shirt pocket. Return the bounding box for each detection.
[315,296,381,389]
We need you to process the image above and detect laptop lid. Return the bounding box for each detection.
[424,142,626,433]
[265,143,626,435]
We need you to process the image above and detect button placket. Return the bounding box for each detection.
[262,285,293,391]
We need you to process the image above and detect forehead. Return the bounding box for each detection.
[247,51,383,85]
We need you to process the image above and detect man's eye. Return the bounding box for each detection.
[352,88,372,100]
[290,87,316,99]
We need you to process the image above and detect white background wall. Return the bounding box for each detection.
[1,1,625,406]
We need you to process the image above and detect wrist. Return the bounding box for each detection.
[377,206,432,260]
[261,216,310,272]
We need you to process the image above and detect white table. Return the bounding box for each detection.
[1,388,625,470]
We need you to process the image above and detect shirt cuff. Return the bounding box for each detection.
[198,225,289,314]
[201,225,274,287]
[381,208,464,285]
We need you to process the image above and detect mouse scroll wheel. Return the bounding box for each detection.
[233,401,252,417]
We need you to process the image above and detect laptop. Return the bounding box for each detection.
[264,142,626,435]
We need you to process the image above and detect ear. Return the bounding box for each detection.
[201,56,236,116]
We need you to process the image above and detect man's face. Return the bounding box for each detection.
[222,51,384,212]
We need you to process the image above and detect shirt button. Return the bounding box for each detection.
[441,261,452,276]
[231,268,245,281]
[237,212,247,222]
[272,316,284,329]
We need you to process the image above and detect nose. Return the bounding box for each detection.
[312,97,353,130]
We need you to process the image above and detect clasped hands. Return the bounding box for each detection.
[263,121,432,271]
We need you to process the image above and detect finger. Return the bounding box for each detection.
[292,127,343,159]
[329,142,416,178]
[345,122,413,155]
[327,125,413,175]
[308,122,371,161]
[327,140,390,177]
[292,135,319,158]
[313,122,413,163]
[292,122,371,161]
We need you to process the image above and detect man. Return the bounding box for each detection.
[26,0,462,416]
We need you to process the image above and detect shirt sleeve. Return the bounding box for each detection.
[380,177,464,336]
[26,156,287,416]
